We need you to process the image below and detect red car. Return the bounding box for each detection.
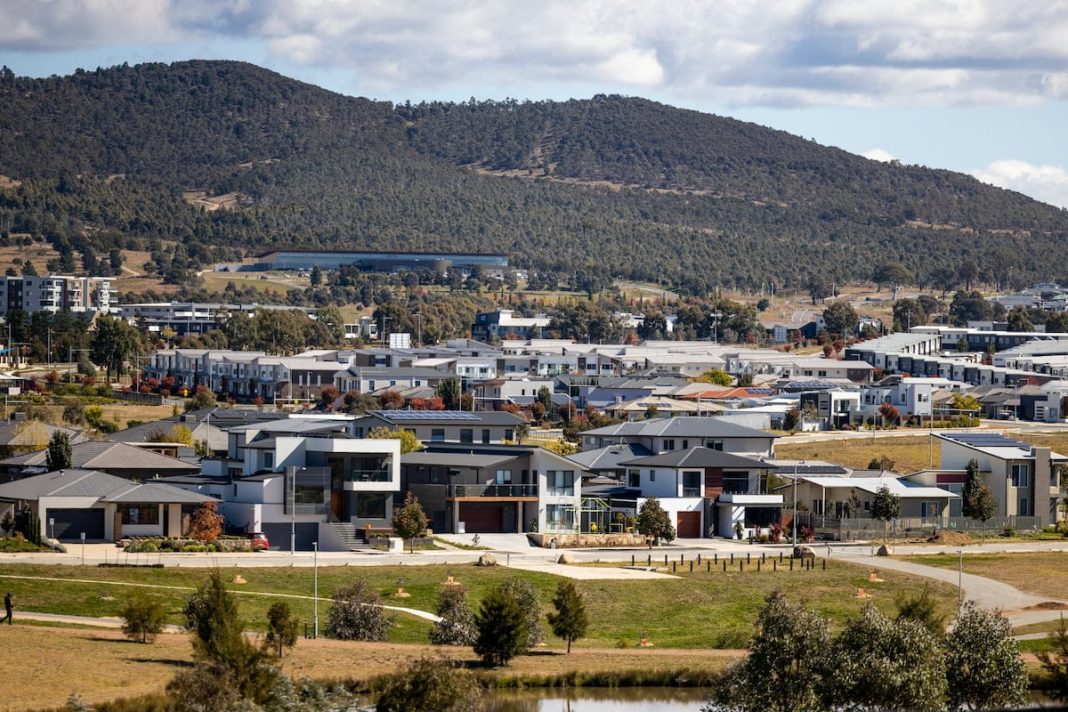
[248,532,269,551]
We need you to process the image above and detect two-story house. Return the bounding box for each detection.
[350,410,527,445]
[579,418,776,459]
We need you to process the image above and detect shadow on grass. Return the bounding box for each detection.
[125,657,195,669]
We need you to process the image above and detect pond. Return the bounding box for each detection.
[482,687,708,711]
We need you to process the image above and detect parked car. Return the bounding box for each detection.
[248,532,269,551]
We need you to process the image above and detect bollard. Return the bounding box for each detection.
[680,554,685,564]
[664,554,668,566]
[773,559,777,572]
[723,561,727,572]
[706,561,711,572]
[672,561,677,572]
[714,553,718,564]
[822,558,826,570]
[730,553,734,564]
[689,561,694,573]
[779,552,784,563]
[739,561,744,572]
[632,555,635,567]
[761,553,766,563]
[697,554,702,564]
[747,553,751,564]
[790,557,794,571]
[648,555,652,566]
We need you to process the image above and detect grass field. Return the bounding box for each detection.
[0,560,957,652]
[776,432,1068,474]
[0,625,737,712]
[905,552,1068,601]
[34,402,179,430]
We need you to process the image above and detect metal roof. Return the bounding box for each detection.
[621,448,773,470]
[0,469,213,504]
[0,441,199,472]
[402,452,517,468]
[583,417,775,440]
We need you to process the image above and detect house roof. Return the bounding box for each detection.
[401,452,517,469]
[621,447,773,470]
[568,443,654,471]
[363,410,526,426]
[0,421,86,448]
[0,468,213,504]
[796,475,958,499]
[936,432,1068,461]
[582,417,775,440]
[0,440,199,473]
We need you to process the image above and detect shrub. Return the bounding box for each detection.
[374,657,482,712]
[328,580,393,641]
[266,601,299,658]
[120,590,167,643]
[473,586,526,667]
[188,501,223,543]
[429,584,477,646]
[499,577,543,649]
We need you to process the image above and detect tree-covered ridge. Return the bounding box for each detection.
[1,60,1067,295]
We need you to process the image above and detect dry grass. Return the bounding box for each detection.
[776,434,941,472]
[0,624,736,711]
[908,552,1068,601]
[776,431,1068,474]
[40,403,177,429]
[0,242,62,277]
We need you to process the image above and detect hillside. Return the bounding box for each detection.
[0,60,1066,294]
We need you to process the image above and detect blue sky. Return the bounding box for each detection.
[3,0,1068,207]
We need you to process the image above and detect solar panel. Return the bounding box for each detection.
[948,433,1028,449]
[375,410,481,421]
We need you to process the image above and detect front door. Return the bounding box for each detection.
[502,504,516,533]
[331,490,344,520]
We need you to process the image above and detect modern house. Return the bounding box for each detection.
[928,432,1067,523]
[187,417,403,550]
[580,417,776,459]
[0,468,214,542]
[401,443,584,534]
[620,448,782,538]
[350,410,527,445]
[471,309,551,342]
[784,470,958,522]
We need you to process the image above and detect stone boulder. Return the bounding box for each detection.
[476,553,497,567]
[557,552,575,564]
[876,544,892,557]
[792,545,815,560]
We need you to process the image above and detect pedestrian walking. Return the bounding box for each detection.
[2,592,12,624]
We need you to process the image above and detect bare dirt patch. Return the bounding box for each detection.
[928,531,974,546]
[182,191,251,212]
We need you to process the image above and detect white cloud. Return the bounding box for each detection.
[5,1,1068,107]
[972,160,1068,209]
[863,148,896,162]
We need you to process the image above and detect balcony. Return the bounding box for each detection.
[343,468,392,483]
[448,483,538,498]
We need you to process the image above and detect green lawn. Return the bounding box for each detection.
[0,559,957,649]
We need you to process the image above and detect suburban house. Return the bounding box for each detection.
[858,376,962,422]
[620,448,782,538]
[783,470,959,523]
[350,410,527,445]
[183,417,402,550]
[603,396,719,421]
[401,443,584,534]
[0,468,214,542]
[471,309,552,342]
[0,440,200,481]
[927,432,1067,523]
[579,418,776,459]
[798,389,861,430]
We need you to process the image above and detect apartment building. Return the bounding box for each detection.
[0,275,112,314]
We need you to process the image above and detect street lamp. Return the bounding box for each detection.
[312,541,319,639]
[791,461,798,547]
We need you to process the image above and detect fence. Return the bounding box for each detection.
[795,512,1047,541]
[525,428,564,441]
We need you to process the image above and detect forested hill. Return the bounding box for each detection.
[0,59,1066,294]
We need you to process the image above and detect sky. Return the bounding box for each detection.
[3,0,1068,208]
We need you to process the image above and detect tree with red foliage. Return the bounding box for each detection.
[378,390,404,409]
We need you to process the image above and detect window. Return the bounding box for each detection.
[723,472,750,494]
[707,440,724,451]
[482,429,491,444]
[263,453,274,469]
[504,429,514,442]
[1018,496,1030,516]
[495,469,512,484]
[627,470,640,488]
[681,440,689,450]
[1011,463,1030,488]
[682,471,702,497]
[460,429,474,444]
[650,470,656,482]
[355,493,389,519]
[547,470,575,496]
[121,505,159,526]
[545,504,575,530]
[431,428,445,442]
[664,439,675,451]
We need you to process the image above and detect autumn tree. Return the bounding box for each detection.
[392,491,429,553]
[188,500,224,543]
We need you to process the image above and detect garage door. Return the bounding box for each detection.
[48,509,105,540]
[676,511,701,538]
[459,503,506,533]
